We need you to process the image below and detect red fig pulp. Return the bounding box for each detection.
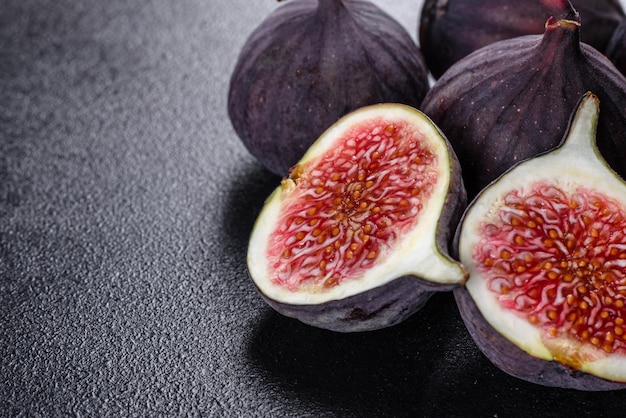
[421,0,626,199]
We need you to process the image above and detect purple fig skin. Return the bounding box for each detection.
[420,10,626,199]
[419,0,624,79]
[606,18,626,77]
[228,0,429,176]
[453,286,626,390]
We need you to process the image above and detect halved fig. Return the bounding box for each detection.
[455,92,626,390]
[247,103,468,332]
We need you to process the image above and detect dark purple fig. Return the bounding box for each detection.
[228,0,430,176]
[455,92,626,390]
[247,103,468,332]
[606,17,626,77]
[420,0,626,199]
[419,0,625,79]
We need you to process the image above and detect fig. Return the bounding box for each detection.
[419,0,625,79]
[606,18,626,77]
[420,0,626,199]
[455,92,626,390]
[247,103,468,332]
[228,0,430,176]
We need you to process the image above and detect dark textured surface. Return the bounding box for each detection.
[2,0,626,416]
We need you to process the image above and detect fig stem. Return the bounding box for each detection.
[545,17,580,31]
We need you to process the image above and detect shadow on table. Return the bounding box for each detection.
[247,291,499,416]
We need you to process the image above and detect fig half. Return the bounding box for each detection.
[248,103,468,332]
[455,92,626,390]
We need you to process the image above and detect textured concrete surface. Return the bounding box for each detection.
[2,0,626,416]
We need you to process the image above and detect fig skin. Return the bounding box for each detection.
[420,3,626,200]
[247,103,468,332]
[453,93,626,390]
[228,0,430,176]
[419,0,625,79]
[606,18,626,77]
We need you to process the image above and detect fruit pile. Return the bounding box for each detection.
[227,0,626,390]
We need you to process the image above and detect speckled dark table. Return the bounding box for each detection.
[2,1,626,416]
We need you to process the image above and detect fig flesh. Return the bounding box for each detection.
[455,93,626,390]
[419,0,625,79]
[228,0,430,176]
[248,103,468,332]
[421,0,626,199]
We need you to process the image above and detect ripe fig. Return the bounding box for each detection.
[228,0,430,176]
[455,93,626,390]
[419,0,625,79]
[420,0,626,199]
[247,103,468,332]
[606,18,626,77]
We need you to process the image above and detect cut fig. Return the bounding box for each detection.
[421,0,626,200]
[455,92,626,390]
[228,0,430,176]
[247,103,468,332]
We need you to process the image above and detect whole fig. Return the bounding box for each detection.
[419,0,625,79]
[247,103,468,332]
[228,0,430,176]
[420,0,626,199]
[455,93,626,390]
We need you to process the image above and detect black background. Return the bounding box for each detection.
[2,1,625,416]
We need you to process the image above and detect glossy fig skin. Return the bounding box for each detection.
[606,18,626,77]
[419,0,625,79]
[420,15,626,199]
[228,0,430,176]
[453,287,626,391]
